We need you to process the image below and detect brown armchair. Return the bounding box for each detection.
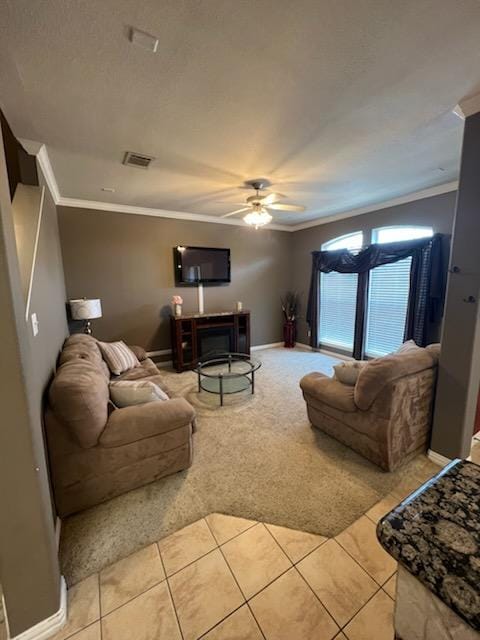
[300,345,440,471]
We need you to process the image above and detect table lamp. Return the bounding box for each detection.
[69,298,102,335]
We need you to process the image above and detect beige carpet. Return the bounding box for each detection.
[60,347,439,585]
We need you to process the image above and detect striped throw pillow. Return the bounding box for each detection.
[98,341,140,375]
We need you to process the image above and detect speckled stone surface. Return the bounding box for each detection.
[377,459,480,632]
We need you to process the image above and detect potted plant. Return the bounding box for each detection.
[281,291,299,348]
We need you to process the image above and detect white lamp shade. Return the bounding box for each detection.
[69,298,102,320]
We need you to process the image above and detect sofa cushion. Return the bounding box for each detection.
[333,361,368,386]
[109,380,169,407]
[354,348,436,411]
[300,372,357,412]
[49,361,109,448]
[396,339,421,354]
[98,340,140,375]
[115,358,161,381]
[100,398,196,447]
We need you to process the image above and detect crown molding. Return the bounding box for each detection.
[454,92,480,120]
[19,139,62,204]
[56,196,292,231]
[291,181,458,232]
[30,142,458,234]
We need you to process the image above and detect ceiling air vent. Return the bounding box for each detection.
[123,151,155,169]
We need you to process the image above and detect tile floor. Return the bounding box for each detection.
[48,501,402,640]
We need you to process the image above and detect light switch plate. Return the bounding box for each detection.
[31,312,39,337]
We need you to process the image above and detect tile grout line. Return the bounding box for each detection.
[160,518,260,582]
[95,547,168,621]
[205,515,259,546]
[288,564,340,635]
[157,542,185,640]
[293,537,390,631]
[201,517,264,640]
[224,523,294,603]
[334,522,397,588]
[263,522,328,564]
[338,583,384,633]
[205,519,267,640]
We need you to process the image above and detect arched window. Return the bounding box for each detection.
[318,225,434,356]
[319,232,363,352]
[365,226,433,357]
[321,232,363,252]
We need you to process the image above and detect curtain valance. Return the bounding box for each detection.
[306,233,447,357]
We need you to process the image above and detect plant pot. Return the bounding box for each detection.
[284,320,296,348]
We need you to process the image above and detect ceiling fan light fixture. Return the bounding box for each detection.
[243,209,272,229]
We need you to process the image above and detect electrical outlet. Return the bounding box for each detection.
[31,312,39,337]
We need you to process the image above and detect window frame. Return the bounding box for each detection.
[317,225,434,359]
[319,231,363,354]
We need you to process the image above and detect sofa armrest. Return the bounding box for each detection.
[99,398,196,447]
[300,372,356,413]
[128,344,148,361]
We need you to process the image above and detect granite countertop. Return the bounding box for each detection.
[377,459,480,631]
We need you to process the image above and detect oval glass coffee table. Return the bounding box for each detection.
[195,353,261,406]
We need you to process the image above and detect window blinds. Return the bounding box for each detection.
[364,257,412,357]
[319,271,358,351]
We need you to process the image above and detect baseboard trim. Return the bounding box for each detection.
[295,342,312,350]
[251,342,283,351]
[146,349,172,358]
[148,342,310,360]
[8,576,67,640]
[427,449,451,467]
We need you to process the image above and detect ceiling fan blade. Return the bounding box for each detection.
[268,203,306,212]
[221,207,251,218]
[259,192,286,205]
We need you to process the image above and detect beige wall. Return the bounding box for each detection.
[57,207,292,351]
[291,191,457,345]
[0,139,67,632]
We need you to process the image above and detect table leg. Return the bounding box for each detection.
[219,374,224,406]
[251,371,255,395]
[197,370,201,393]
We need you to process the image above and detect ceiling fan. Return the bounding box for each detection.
[221,180,305,228]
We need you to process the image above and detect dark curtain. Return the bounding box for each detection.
[306,233,446,355]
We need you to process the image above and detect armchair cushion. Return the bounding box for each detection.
[99,397,196,447]
[354,348,436,411]
[300,372,356,413]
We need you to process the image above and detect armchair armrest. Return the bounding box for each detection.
[300,372,356,413]
[128,344,148,361]
[99,398,196,447]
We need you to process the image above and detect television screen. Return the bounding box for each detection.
[174,246,231,284]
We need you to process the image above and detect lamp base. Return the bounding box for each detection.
[84,320,92,335]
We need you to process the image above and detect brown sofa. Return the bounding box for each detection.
[300,344,440,471]
[45,334,195,517]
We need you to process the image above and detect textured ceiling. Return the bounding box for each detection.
[1,0,480,225]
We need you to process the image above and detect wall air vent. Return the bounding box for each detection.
[123,151,155,169]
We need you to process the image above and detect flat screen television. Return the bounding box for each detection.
[174,246,231,284]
